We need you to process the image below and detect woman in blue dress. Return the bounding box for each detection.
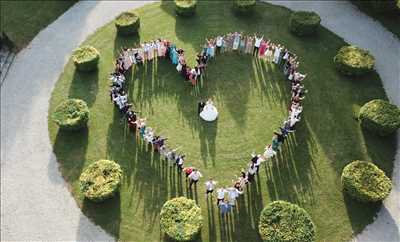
[170,45,178,65]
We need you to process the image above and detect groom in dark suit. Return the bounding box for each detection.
[198,100,205,115]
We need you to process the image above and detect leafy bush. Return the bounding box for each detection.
[359,99,400,136]
[258,201,316,242]
[115,11,140,35]
[79,159,123,202]
[175,0,197,17]
[160,197,203,241]
[233,0,256,14]
[341,160,392,202]
[52,99,89,131]
[289,11,321,36]
[333,45,375,76]
[72,45,100,72]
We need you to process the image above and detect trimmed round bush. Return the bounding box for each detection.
[333,45,375,76]
[160,197,203,241]
[115,11,140,35]
[52,99,89,131]
[72,45,100,72]
[289,11,321,36]
[258,201,316,242]
[175,0,197,17]
[359,99,400,136]
[79,159,123,202]
[341,160,392,202]
[233,0,256,14]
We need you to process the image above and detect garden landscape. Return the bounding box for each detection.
[1,1,399,242]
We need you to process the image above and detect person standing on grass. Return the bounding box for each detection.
[205,177,217,197]
[253,34,263,57]
[188,169,202,188]
[216,35,223,55]
[247,163,257,183]
[216,186,227,205]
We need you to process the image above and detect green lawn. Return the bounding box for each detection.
[48,2,396,242]
[0,0,76,50]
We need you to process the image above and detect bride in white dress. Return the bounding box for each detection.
[200,99,218,122]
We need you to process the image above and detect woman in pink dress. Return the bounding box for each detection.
[259,40,267,57]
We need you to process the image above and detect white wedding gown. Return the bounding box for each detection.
[200,102,218,121]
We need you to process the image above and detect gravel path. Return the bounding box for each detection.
[264,1,400,241]
[0,1,153,241]
[1,1,398,241]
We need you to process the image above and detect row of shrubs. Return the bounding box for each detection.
[159,197,316,242]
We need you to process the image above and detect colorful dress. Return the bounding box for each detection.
[259,41,267,56]
[239,36,246,52]
[232,33,240,50]
[245,38,253,54]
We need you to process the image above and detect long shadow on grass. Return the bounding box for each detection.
[80,194,121,238]
[53,127,89,184]
[105,106,185,238]
[68,69,99,107]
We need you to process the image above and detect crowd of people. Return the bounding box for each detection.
[109,32,308,216]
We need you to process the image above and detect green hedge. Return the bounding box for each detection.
[341,160,392,202]
[52,99,89,131]
[160,197,203,241]
[259,201,316,242]
[72,45,100,72]
[359,99,400,136]
[79,159,123,202]
[115,11,140,36]
[233,0,256,14]
[333,45,375,76]
[289,11,321,36]
[175,0,197,17]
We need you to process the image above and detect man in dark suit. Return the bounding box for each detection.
[198,100,205,115]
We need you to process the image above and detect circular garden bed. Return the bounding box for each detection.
[48,2,396,241]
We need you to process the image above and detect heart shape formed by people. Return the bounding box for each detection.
[110,33,307,191]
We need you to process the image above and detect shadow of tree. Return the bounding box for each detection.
[68,69,99,107]
[53,127,89,183]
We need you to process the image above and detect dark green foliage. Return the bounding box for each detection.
[52,99,89,130]
[351,0,399,13]
[160,197,203,241]
[174,0,197,17]
[258,201,316,242]
[79,159,123,202]
[359,99,400,136]
[289,11,321,36]
[115,11,140,36]
[233,0,256,14]
[333,45,375,76]
[341,160,392,202]
[72,45,100,72]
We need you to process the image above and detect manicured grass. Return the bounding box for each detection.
[0,0,76,50]
[48,2,396,242]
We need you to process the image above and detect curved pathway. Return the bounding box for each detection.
[1,0,398,241]
[264,1,400,241]
[0,1,153,241]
